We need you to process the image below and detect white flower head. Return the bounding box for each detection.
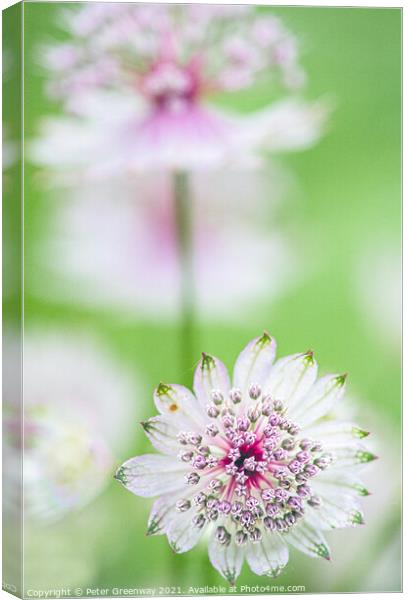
[31,4,329,174]
[117,333,375,582]
[4,331,139,522]
[30,172,304,320]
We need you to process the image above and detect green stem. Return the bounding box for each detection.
[173,171,195,385]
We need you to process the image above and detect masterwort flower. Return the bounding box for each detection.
[32,3,328,174]
[116,333,375,582]
[3,331,139,522]
[30,172,301,320]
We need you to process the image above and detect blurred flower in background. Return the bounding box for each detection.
[29,2,330,378]
[31,3,328,175]
[117,333,375,582]
[4,330,139,522]
[29,170,307,320]
[354,241,401,350]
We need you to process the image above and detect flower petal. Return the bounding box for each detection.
[283,521,331,560]
[234,98,330,154]
[313,471,370,497]
[306,492,363,530]
[302,419,370,448]
[289,373,347,426]
[328,444,378,469]
[146,495,179,536]
[233,332,277,398]
[264,352,317,410]
[115,454,188,497]
[166,510,205,553]
[193,353,231,406]
[141,416,180,455]
[246,532,289,577]
[154,383,206,428]
[208,527,244,584]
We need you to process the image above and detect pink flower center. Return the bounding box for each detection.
[171,383,334,542]
[140,60,202,111]
[221,437,265,483]
[232,439,264,469]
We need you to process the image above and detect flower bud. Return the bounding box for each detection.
[211,389,224,405]
[249,383,262,400]
[229,388,242,404]
[185,472,200,485]
[176,499,191,512]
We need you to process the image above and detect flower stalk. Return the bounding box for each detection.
[173,171,195,383]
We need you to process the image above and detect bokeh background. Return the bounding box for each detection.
[15,2,402,595]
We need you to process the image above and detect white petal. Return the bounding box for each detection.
[264,352,317,410]
[147,495,180,536]
[166,510,205,553]
[246,533,289,577]
[234,98,330,154]
[233,332,277,398]
[306,492,364,530]
[193,354,231,406]
[289,374,347,426]
[142,416,181,455]
[115,454,188,497]
[328,444,378,469]
[153,383,206,429]
[283,521,330,560]
[208,527,244,584]
[29,118,101,168]
[313,470,370,498]
[302,419,370,448]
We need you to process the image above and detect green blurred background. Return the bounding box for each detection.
[20,2,401,595]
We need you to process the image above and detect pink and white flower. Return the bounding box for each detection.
[3,331,139,522]
[32,4,328,174]
[30,172,303,320]
[116,333,375,582]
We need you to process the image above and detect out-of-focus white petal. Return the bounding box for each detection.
[289,373,347,426]
[115,454,188,497]
[283,521,331,560]
[193,354,231,406]
[141,416,181,455]
[30,94,328,175]
[264,351,317,411]
[245,533,289,577]
[208,528,244,585]
[29,92,144,171]
[233,332,276,398]
[29,118,105,169]
[232,98,331,154]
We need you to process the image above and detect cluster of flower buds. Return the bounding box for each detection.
[174,379,335,545]
[41,4,305,107]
